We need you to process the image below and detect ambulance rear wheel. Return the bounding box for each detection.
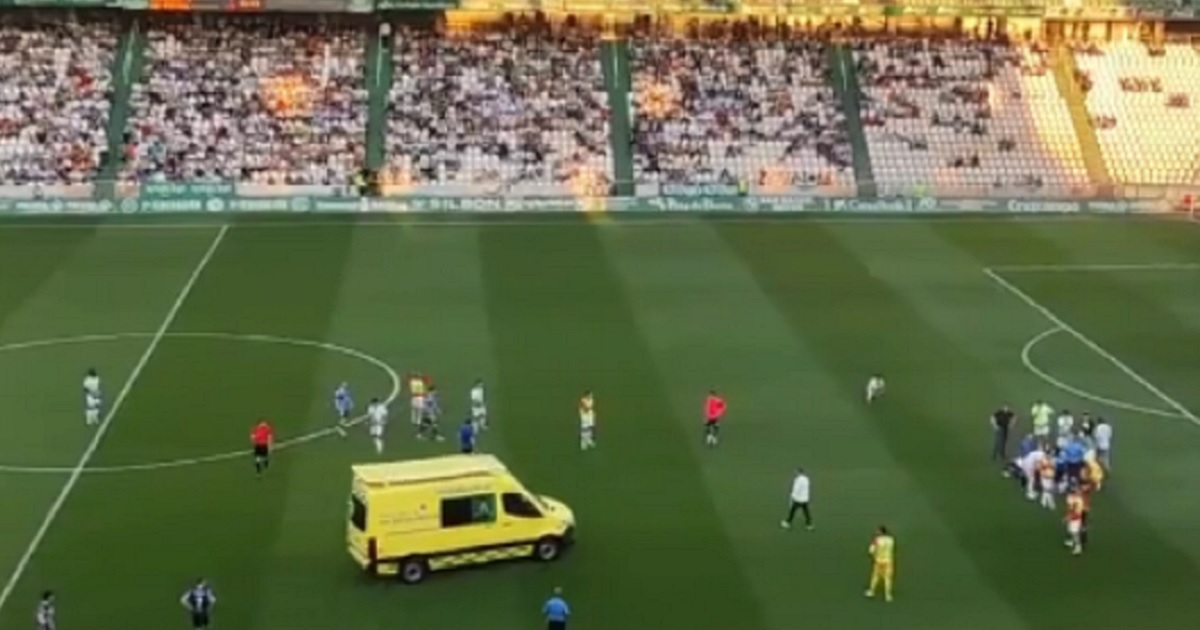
[535,537,561,562]
[400,557,427,584]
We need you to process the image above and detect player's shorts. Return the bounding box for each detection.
[872,562,893,579]
[411,396,425,411]
[419,414,437,428]
[86,409,100,422]
[460,443,475,454]
[253,444,270,458]
[369,423,384,437]
[472,404,487,419]
[1067,519,1081,535]
[580,425,594,439]
[704,419,720,434]
[191,611,211,628]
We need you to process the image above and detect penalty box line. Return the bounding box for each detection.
[0,224,230,616]
[982,267,1200,430]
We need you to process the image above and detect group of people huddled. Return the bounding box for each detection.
[995,402,1112,555]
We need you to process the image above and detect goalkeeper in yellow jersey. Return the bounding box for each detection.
[865,526,896,602]
[579,391,596,450]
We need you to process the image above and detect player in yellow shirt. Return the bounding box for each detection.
[865,526,895,602]
[408,374,427,425]
[579,391,596,450]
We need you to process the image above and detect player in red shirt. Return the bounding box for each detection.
[704,390,726,447]
[250,419,274,477]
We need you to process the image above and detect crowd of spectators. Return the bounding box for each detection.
[385,20,611,194]
[122,18,367,185]
[854,37,1090,194]
[0,16,117,185]
[631,22,853,189]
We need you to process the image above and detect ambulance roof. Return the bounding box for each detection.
[352,454,509,487]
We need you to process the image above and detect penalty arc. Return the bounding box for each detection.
[0,331,402,475]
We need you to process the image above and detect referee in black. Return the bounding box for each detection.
[181,579,216,629]
[991,404,1015,461]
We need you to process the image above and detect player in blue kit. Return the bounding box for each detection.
[333,382,353,437]
[459,417,477,454]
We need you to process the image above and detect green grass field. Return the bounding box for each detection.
[0,214,1198,630]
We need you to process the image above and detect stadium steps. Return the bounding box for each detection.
[363,24,394,173]
[97,16,147,195]
[601,38,635,196]
[1051,45,1114,191]
[829,45,877,198]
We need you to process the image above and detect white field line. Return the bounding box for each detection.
[0,213,1180,231]
[989,262,1200,273]
[983,267,1200,430]
[0,224,230,615]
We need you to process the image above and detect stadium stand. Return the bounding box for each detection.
[0,15,116,185]
[630,24,854,192]
[384,22,612,196]
[1072,40,1200,186]
[122,17,367,185]
[853,38,1091,197]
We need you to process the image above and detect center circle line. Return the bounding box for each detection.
[0,331,401,475]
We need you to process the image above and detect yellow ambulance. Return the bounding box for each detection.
[347,454,576,583]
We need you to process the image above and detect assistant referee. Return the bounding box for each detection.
[181,579,216,629]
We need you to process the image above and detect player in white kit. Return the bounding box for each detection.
[85,391,102,426]
[866,375,886,403]
[1094,418,1113,470]
[470,379,487,431]
[83,368,102,425]
[367,398,388,454]
[1055,410,1075,449]
[579,391,596,450]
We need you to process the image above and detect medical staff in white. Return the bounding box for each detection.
[367,398,388,454]
[1094,418,1113,470]
[1020,447,1046,501]
[470,379,487,431]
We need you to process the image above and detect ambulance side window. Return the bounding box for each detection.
[441,494,497,528]
[502,493,542,518]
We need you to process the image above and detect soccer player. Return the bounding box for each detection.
[704,390,726,447]
[1094,417,1113,470]
[780,468,813,530]
[83,368,101,399]
[1037,454,1057,509]
[865,526,896,602]
[332,382,353,436]
[1030,400,1053,443]
[409,373,427,426]
[180,579,216,629]
[418,386,443,441]
[470,378,487,431]
[1055,409,1075,449]
[459,418,477,454]
[367,397,388,454]
[1065,490,1085,555]
[250,418,273,476]
[866,374,886,403]
[35,590,54,630]
[579,391,596,451]
[84,389,102,426]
